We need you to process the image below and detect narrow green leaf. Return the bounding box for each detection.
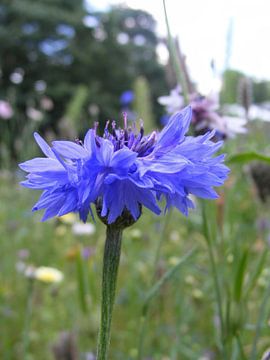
[143,247,195,309]
[227,152,270,165]
[233,250,249,302]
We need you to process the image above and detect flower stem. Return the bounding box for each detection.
[163,0,189,104]
[96,225,123,360]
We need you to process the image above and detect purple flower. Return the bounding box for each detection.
[19,106,229,224]
[158,87,247,138]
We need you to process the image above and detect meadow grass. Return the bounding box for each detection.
[1,121,270,359]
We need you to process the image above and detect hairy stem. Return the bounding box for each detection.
[96,225,123,360]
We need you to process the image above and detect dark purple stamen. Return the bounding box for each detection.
[93,115,157,157]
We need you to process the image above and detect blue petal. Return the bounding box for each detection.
[188,187,218,199]
[111,148,137,168]
[58,191,78,216]
[97,139,114,166]
[52,140,89,159]
[154,106,192,156]
[84,129,96,154]
[139,153,189,176]
[19,158,64,172]
[34,132,56,159]
[32,191,64,211]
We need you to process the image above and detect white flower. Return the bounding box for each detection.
[0,100,13,119]
[158,85,184,114]
[223,116,248,138]
[72,222,96,236]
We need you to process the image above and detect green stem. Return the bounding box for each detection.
[96,225,123,360]
[22,279,34,360]
[163,0,189,104]
[202,202,227,359]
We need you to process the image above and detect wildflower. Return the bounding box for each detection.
[0,100,13,119]
[26,107,43,122]
[34,266,64,283]
[40,96,54,111]
[59,213,77,224]
[262,349,270,360]
[158,87,247,138]
[17,248,30,260]
[81,246,95,260]
[190,93,247,138]
[158,85,184,114]
[72,222,95,236]
[24,265,36,279]
[19,106,229,224]
[120,90,134,107]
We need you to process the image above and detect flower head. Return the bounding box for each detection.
[120,90,134,107]
[19,106,229,224]
[72,222,96,236]
[158,87,247,139]
[34,266,64,283]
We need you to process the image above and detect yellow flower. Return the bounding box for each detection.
[58,213,77,224]
[34,267,64,284]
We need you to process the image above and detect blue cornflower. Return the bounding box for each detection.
[120,90,134,107]
[19,106,229,224]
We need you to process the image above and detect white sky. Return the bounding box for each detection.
[88,0,270,93]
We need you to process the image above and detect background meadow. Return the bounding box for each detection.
[1,1,270,359]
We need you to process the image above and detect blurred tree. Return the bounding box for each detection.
[96,6,167,122]
[253,80,270,103]
[0,1,167,167]
[220,69,244,104]
[220,69,270,105]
